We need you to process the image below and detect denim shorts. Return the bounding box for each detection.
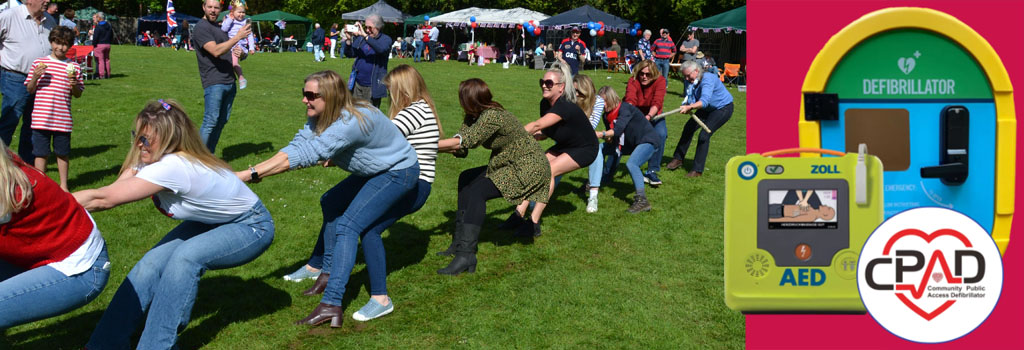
[31,129,71,157]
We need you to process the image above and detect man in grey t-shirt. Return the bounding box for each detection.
[680,31,699,61]
[192,0,250,153]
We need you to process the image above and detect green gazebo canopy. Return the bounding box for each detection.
[250,10,313,23]
[688,5,745,33]
[404,11,440,26]
[75,7,118,21]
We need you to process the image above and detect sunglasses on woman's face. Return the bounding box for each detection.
[302,89,321,101]
[539,79,562,89]
[640,70,653,78]
[131,130,151,147]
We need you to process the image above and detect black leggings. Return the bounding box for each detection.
[458,166,504,227]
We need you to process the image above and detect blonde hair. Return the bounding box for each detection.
[598,85,621,110]
[573,74,596,116]
[229,0,246,11]
[121,99,231,174]
[547,62,576,104]
[305,70,373,135]
[383,64,443,136]
[633,60,661,82]
[0,143,33,218]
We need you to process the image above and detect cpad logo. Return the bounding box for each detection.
[857,208,1002,343]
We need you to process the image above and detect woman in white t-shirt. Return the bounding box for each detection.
[73,99,275,349]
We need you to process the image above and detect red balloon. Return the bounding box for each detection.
[533,27,541,35]
[598,29,605,36]
[598,21,604,28]
[516,24,522,29]
[471,22,477,28]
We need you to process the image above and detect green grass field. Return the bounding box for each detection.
[2,45,745,349]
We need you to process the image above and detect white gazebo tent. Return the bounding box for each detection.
[430,7,549,62]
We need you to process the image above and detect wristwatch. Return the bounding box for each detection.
[249,167,259,182]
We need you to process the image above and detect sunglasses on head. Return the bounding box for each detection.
[539,79,562,89]
[302,89,321,100]
[131,130,151,147]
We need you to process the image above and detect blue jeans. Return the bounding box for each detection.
[587,143,603,187]
[413,41,424,62]
[199,83,237,154]
[0,69,35,162]
[314,45,324,61]
[0,246,109,329]
[601,141,621,186]
[647,118,668,173]
[87,201,274,349]
[308,178,431,276]
[627,143,656,192]
[655,58,671,87]
[318,166,419,305]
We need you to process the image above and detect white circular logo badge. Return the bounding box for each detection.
[858,207,1003,343]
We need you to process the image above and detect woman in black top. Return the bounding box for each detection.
[506,63,598,236]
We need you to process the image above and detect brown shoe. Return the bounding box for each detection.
[295,302,343,328]
[666,158,684,171]
[302,273,330,296]
[686,171,702,178]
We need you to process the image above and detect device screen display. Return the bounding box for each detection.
[767,189,839,229]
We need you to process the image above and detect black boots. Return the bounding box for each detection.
[302,273,330,296]
[512,217,541,237]
[497,211,525,230]
[436,210,464,257]
[295,302,343,327]
[438,223,480,276]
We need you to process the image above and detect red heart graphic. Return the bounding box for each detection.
[883,228,972,321]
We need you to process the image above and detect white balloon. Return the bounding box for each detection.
[589,29,597,36]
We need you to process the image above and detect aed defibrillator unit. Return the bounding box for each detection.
[724,147,883,312]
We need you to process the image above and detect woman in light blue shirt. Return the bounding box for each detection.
[238,70,418,329]
[668,60,734,177]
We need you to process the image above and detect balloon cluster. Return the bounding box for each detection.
[630,22,641,36]
[523,20,541,36]
[585,21,606,36]
[470,16,477,29]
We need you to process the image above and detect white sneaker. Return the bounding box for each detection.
[586,196,599,213]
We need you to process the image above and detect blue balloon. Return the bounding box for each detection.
[424,15,430,21]
[634,23,641,29]
[630,29,637,36]
[470,16,476,22]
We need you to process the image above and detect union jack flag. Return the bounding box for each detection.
[166,0,177,34]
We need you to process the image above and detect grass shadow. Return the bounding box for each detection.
[69,143,117,161]
[2,310,104,348]
[221,142,275,162]
[70,164,121,188]
[177,276,291,348]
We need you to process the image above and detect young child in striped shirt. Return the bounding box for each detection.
[25,26,84,192]
[221,0,254,89]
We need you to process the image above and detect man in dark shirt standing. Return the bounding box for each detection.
[192,0,250,153]
[557,27,587,76]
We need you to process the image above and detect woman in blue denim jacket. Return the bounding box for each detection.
[75,99,275,349]
[239,70,418,329]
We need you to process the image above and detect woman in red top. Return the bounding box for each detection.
[0,143,109,329]
[623,60,667,186]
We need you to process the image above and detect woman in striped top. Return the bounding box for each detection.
[282,65,442,322]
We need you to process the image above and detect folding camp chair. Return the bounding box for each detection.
[67,45,95,80]
[542,50,557,69]
[721,63,743,86]
[605,50,627,73]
